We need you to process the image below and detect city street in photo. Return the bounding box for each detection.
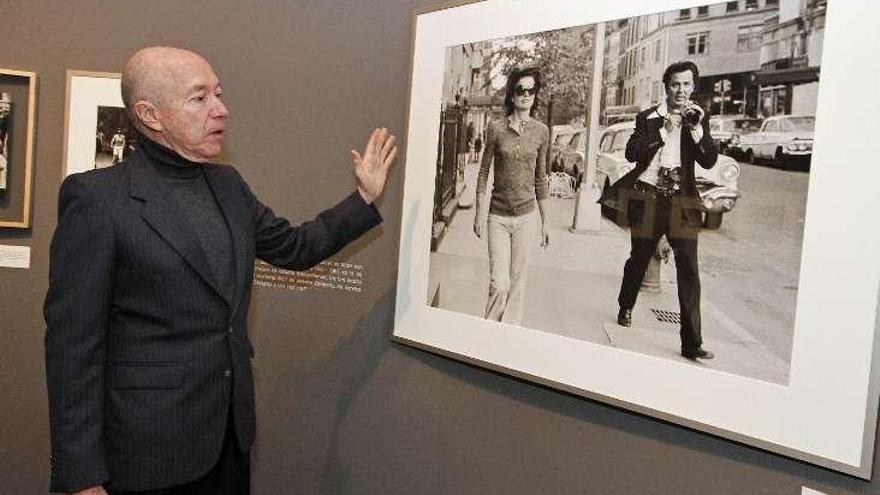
[427,0,824,385]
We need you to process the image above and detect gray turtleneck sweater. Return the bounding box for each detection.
[141,137,236,301]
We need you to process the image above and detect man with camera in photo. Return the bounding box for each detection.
[600,60,718,361]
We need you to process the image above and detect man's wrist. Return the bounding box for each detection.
[70,484,108,495]
[356,186,374,204]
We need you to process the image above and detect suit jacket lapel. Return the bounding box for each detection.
[679,119,699,188]
[127,151,230,306]
[203,165,250,316]
[627,113,665,179]
[641,116,665,172]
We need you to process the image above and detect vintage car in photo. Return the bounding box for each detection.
[550,125,587,183]
[594,121,741,229]
[728,114,814,171]
[708,115,762,155]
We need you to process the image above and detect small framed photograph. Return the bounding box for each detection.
[393,0,880,478]
[0,68,37,229]
[63,71,138,177]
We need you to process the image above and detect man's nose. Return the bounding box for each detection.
[212,98,229,118]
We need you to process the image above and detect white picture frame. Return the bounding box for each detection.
[62,70,124,177]
[393,0,880,478]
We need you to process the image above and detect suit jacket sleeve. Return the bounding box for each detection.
[692,116,718,170]
[44,174,113,493]
[625,111,663,164]
[236,172,382,270]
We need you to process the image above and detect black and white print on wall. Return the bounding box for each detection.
[394,0,880,479]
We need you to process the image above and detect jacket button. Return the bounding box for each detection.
[223,369,232,378]
[227,326,234,334]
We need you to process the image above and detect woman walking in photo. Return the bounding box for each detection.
[473,66,550,325]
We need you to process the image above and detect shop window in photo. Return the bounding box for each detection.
[760,86,789,116]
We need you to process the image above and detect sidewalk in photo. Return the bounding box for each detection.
[430,161,790,384]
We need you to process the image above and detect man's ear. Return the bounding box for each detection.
[134,100,163,132]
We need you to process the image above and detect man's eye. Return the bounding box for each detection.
[191,95,205,103]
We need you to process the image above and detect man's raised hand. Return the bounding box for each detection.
[351,127,398,204]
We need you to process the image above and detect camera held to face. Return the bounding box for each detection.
[682,104,702,127]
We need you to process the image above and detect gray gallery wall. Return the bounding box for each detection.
[0,0,877,493]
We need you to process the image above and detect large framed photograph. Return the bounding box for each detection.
[393,0,880,478]
[63,71,138,177]
[0,68,37,228]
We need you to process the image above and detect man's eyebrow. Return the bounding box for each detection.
[187,82,222,94]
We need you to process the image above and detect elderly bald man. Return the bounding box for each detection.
[44,46,396,495]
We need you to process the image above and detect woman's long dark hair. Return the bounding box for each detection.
[503,66,542,117]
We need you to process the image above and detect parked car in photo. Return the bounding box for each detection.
[708,115,762,156]
[550,125,587,184]
[729,114,814,171]
[594,121,741,229]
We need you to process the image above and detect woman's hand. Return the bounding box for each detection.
[473,201,485,239]
[540,222,549,249]
[473,217,484,239]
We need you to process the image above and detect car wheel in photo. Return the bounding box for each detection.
[774,147,789,170]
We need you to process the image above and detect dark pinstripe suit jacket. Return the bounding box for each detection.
[44,148,381,493]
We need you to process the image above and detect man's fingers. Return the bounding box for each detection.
[380,133,396,159]
[350,149,362,164]
[373,128,388,153]
[364,128,381,157]
[383,146,398,170]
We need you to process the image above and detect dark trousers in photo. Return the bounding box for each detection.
[109,405,250,495]
[618,188,702,352]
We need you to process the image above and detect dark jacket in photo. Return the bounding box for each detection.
[599,104,718,228]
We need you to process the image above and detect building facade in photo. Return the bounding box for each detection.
[754,0,825,117]
[608,0,783,117]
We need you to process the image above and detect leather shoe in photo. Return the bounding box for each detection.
[617,308,632,327]
[681,347,714,360]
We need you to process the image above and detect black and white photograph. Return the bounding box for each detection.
[0,68,36,228]
[94,105,137,169]
[0,92,11,197]
[396,0,880,477]
[63,71,125,177]
[426,0,824,385]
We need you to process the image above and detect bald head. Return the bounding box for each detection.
[121,47,211,117]
[120,46,229,162]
